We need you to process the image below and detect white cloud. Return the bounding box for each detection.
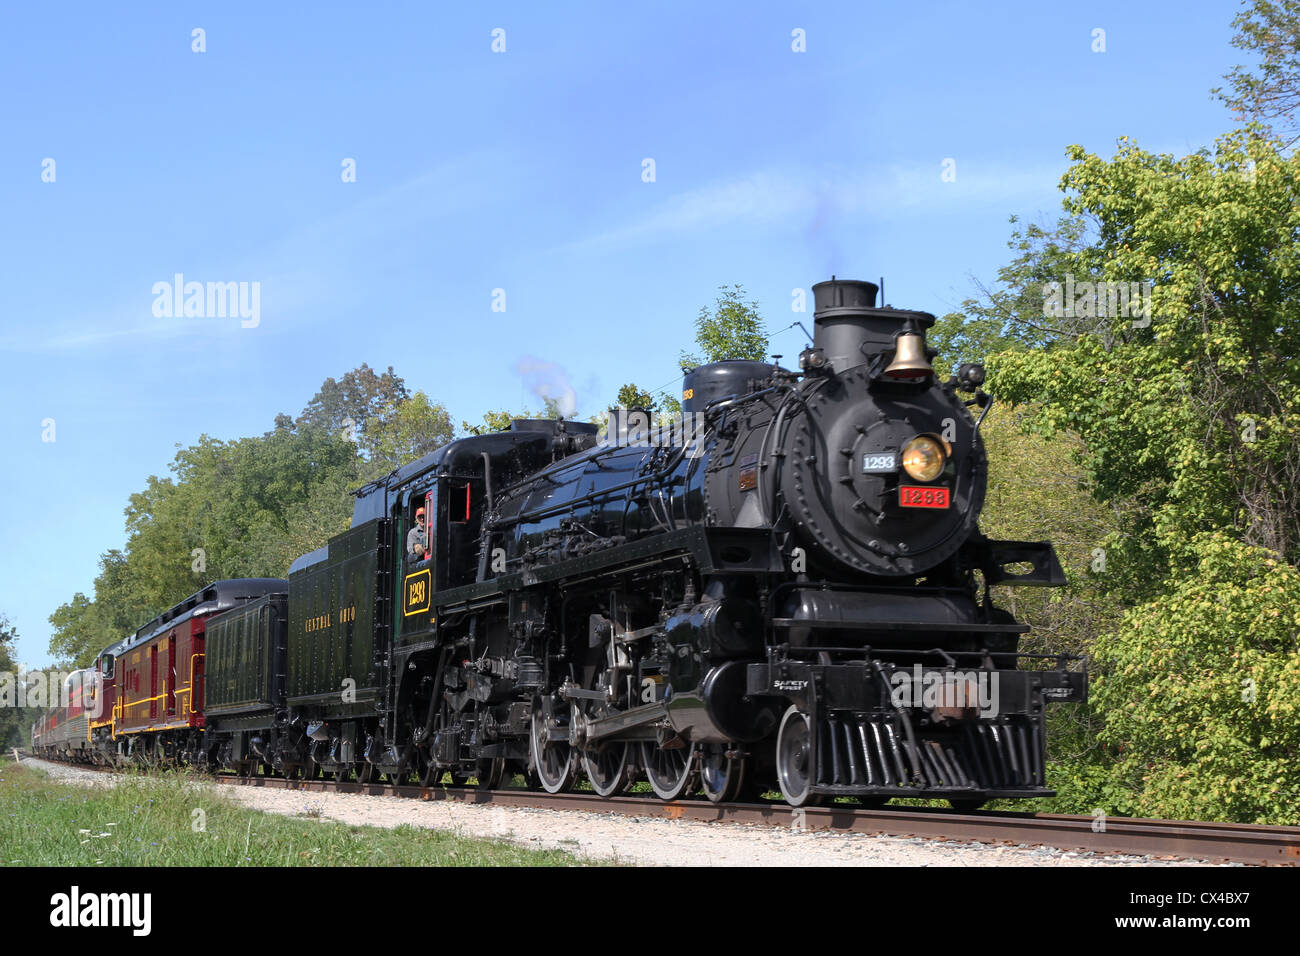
[564,159,1070,251]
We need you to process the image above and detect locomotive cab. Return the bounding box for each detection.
[398,476,488,594]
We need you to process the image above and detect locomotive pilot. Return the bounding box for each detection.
[407,506,429,562]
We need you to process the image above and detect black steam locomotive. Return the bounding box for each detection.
[40,277,1085,808]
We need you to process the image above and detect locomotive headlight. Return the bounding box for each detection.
[901,435,946,482]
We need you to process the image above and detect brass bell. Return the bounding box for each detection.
[883,330,934,380]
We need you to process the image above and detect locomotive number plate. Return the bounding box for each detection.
[899,485,950,509]
[403,568,432,616]
[862,453,896,473]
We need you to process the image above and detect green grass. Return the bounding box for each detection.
[0,761,599,867]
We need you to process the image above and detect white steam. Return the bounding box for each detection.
[516,357,578,418]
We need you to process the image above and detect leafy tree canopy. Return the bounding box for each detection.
[613,383,658,411]
[49,368,454,666]
[295,363,409,461]
[680,284,769,369]
[1217,0,1300,146]
[460,403,559,437]
[1093,534,1300,824]
[989,130,1300,598]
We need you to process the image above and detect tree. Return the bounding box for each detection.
[47,553,146,665]
[927,214,1102,377]
[679,285,769,369]
[0,615,41,749]
[364,392,455,480]
[960,130,1300,823]
[47,366,422,666]
[992,131,1300,587]
[295,363,409,459]
[1092,534,1300,824]
[460,407,549,436]
[1217,0,1300,146]
[613,383,658,411]
[974,403,1123,808]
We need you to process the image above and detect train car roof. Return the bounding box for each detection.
[205,589,288,623]
[118,578,288,654]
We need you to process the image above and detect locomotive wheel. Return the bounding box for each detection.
[530,697,576,793]
[419,755,444,788]
[476,758,507,789]
[640,740,698,801]
[582,740,634,798]
[699,743,746,805]
[357,762,376,785]
[776,706,823,807]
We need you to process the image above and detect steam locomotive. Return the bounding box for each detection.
[33,277,1085,808]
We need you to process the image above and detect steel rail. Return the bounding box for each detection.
[211,770,1300,866]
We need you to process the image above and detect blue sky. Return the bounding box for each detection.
[0,1,1245,666]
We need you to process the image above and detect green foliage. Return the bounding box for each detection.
[927,214,1100,377]
[680,285,769,369]
[992,131,1300,590]
[1092,535,1300,824]
[980,405,1122,652]
[1216,0,1300,145]
[49,368,454,667]
[946,127,1300,823]
[363,391,454,481]
[48,557,142,665]
[975,404,1121,792]
[462,410,517,436]
[459,405,557,436]
[614,383,658,411]
[0,616,41,749]
[295,362,409,460]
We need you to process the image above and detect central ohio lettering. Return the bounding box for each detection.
[303,606,356,632]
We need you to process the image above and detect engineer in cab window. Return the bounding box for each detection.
[407,506,429,563]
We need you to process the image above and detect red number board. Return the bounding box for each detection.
[899,485,950,509]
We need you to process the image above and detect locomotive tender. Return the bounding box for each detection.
[35,277,1085,808]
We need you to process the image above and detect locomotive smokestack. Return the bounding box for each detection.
[812,277,879,373]
[811,277,935,375]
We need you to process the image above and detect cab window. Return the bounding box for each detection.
[449,480,471,524]
[406,490,433,565]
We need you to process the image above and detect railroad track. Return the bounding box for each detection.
[15,751,1299,865]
